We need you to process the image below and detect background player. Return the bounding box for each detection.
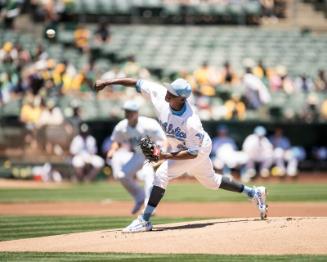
[94,77,268,233]
[106,100,166,214]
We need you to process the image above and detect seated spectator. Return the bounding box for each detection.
[243,67,271,110]
[224,93,246,120]
[193,61,218,96]
[20,95,44,150]
[94,21,111,44]
[295,74,314,93]
[281,74,296,95]
[314,70,327,92]
[242,126,274,179]
[0,42,17,62]
[321,99,327,121]
[20,95,43,128]
[219,61,238,85]
[302,94,320,123]
[1,0,21,29]
[37,99,66,154]
[37,99,64,127]
[253,60,267,81]
[69,124,104,182]
[269,128,298,177]
[211,125,248,179]
[122,55,150,79]
[74,24,90,53]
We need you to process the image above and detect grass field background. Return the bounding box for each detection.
[1,181,326,261]
[0,181,327,203]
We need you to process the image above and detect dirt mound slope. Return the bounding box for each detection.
[0,217,326,254]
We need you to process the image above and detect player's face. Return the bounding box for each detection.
[125,110,138,126]
[165,91,185,110]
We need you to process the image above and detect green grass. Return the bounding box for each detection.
[0,182,326,203]
[0,253,326,262]
[0,216,197,241]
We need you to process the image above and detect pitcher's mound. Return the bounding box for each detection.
[0,217,326,254]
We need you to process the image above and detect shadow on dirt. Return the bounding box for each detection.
[154,218,259,232]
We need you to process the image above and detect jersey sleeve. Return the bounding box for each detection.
[135,79,166,104]
[184,119,205,156]
[110,125,124,144]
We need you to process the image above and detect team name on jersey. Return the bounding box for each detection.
[159,121,186,141]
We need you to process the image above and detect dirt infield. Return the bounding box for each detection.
[1,201,327,217]
[0,217,326,254]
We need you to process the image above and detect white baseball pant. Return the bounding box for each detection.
[111,149,154,204]
[154,138,222,190]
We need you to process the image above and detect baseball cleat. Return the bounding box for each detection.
[122,215,153,233]
[131,200,144,214]
[253,186,268,220]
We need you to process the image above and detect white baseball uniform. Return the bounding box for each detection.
[70,135,104,169]
[136,80,222,190]
[110,116,165,204]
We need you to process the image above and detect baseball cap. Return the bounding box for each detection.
[254,126,266,136]
[165,78,192,98]
[122,100,140,112]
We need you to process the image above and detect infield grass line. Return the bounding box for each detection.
[0,182,327,203]
[0,216,200,241]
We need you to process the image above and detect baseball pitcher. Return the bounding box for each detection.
[94,78,268,233]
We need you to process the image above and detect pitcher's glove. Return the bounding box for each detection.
[139,136,161,162]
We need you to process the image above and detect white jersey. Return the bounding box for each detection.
[136,80,210,155]
[110,116,165,154]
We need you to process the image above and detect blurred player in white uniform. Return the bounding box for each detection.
[107,100,166,214]
[242,126,274,179]
[70,123,104,182]
[269,127,298,177]
[211,125,248,180]
[94,77,268,232]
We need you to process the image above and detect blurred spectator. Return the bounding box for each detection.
[219,61,237,85]
[37,99,64,127]
[260,0,275,17]
[314,70,327,92]
[20,95,43,127]
[269,128,298,177]
[280,74,296,95]
[122,55,150,79]
[69,123,104,182]
[94,21,111,44]
[20,95,44,150]
[302,93,320,123]
[253,60,268,81]
[36,99,65,154]
[66,100,82,133]
[0,42,17,62]
[224,93,246,120]
[74,24,90,53]
[321,99,327,121]
[31,43,48,61]
[295,74,314,93]
[193,61,218,96]
[211,125,248,179]
[242,126,274,179]
[243,67,271,110]
[0,0,21,29]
